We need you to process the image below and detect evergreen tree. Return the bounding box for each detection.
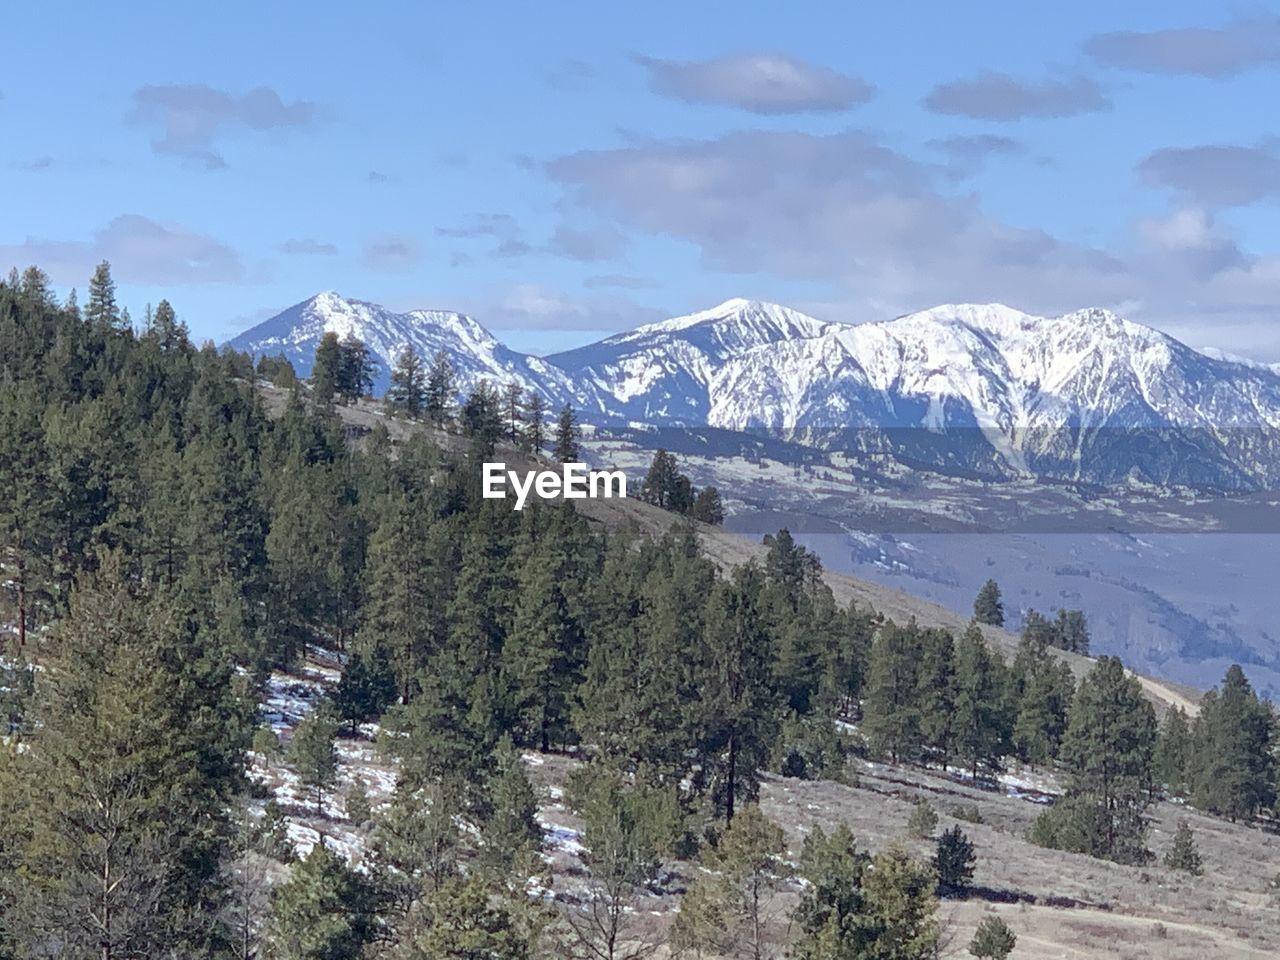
[345,779,372,827]
[337,335,375,403]
[934,826,976,893]
[1011,631,1074,766]
[523,391,546,454]
[147,298,189,352]
[670,804,787,960]
[554,403,580,463]
[690,485,726,524]
[311,332,343,404]
[503,528,586,752]
[411,876,534,960]
[700,563,778,822]
[85,259,121,330]
[387,344,426,418]
[2,564,251,955]
[861,846,939,960]
[1164,819,1202,875]
[972,579,1004,626]
[790,824,869,960]
[290,704,339,816]
[1051,608,1090,655]
[481,738,543,874]
[862,622,923,764]
[1154,706,1192,796]
[640,449,683,509]
[370,780,467,924]
[952,623,1007,780]
[1189,665,1275,821]
[269,841,377,959]
[424,349,457,424]
[915,628,956,767]
[969,917,1016,959]
[503,380,524,444]
[331,646,398,732]
[1039,656,1156,864]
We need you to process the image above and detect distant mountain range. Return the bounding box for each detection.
[228,292,1280,491]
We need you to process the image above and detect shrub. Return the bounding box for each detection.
[969,915,1016,959]
[1164,819,1202,876]
[908,799,938,840]
[952,803,985,825]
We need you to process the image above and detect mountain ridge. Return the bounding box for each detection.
[228,291,1280,490]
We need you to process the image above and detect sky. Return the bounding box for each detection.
[4,2,1280,356]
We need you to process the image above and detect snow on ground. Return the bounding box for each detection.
[251,644,396,864]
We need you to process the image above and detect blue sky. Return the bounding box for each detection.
[4,2,1280,356]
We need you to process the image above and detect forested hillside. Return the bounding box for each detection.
[2,264,1280,958]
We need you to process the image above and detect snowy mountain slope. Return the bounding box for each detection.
[545,298,841,422]
[228,292,1280,489]
[228,291,575,400]
[703,303,1280,487]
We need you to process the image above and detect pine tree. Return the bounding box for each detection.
[269,841,377,959]
[1189,665,1275,821]
[560,763,682,960]
[640,449,682,508]
[504,535,585,752]
[1164,819,1202,875]
[481,738,544,875]
[1154,706,1192,796]
[1011,631,1074,766]
[411,875,534,960]
[934,825,976,893]
[972,579,1004,626]
[337,335,374,403]
[3,563,251,955]
[862,845,939,960]
[1051,608,1090,655]
[370,780,467,923]
[554,403,580,463]
[915,628,956,767]
[862,622,923,764]
[84,259,121,330]
[790,824,869,960]
[147,298,189,352]
[523,391,546,454]
[952,623,1007,780]
[331,646,398,732]
[969,916,1016,959]
[290,704,339,816]
[503,380,524,444]
[700,563,778,822]
[311,332,342,404]
[424,349,457,424]
[1049,656,1156,864]
[670,804,787,960]
[345,779,372,827]
[387,344,426,417]
[690,485,726,524]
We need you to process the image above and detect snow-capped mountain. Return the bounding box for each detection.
[546,298,839,422]
[229,293,1280,490]
[699,303,1280,486]
[227,291,574,399]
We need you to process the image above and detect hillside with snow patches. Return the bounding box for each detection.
[230,293,1280,490]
